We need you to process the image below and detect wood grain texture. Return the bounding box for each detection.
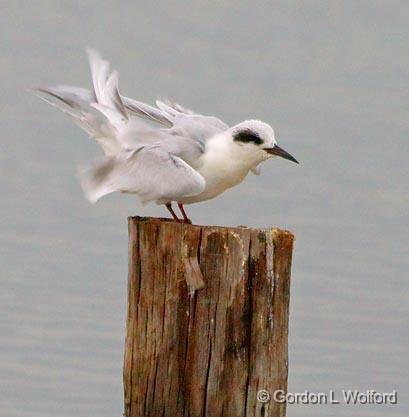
[124,217,294,417]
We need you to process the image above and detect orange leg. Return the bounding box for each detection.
[166,203,180,222]
[177,203,192,224]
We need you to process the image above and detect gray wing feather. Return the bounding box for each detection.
[87,49,128,120]
[34,84,227,141]
[155,99,229,141]
[33,49,233,206]
[80,145,206,205]
[122,97,173,126]
[33,49,229,189]
[157,99,195,115]
[32,86,123,155]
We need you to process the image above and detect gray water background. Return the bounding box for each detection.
[1,1,408,416]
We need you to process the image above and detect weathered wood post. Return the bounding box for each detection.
[124,217,294,417]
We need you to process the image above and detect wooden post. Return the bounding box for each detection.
[124,217,294,417]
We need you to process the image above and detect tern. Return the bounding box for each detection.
[34,49,298,223]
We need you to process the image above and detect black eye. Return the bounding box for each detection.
[233,129,263,145]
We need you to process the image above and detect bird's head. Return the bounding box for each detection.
[229,120,298,166]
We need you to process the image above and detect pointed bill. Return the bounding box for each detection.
[264,145,299,164]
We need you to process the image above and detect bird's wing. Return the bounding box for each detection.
[154,99,229,142]
[80,145,206,205]
[32,85,124,155]
[87,48,128,122]
[33,49,230,152]
[121,94,229,140]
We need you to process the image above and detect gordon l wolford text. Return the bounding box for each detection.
[273,389,397,405]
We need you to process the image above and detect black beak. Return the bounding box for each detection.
[264,145,299,164]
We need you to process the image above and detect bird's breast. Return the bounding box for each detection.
[191,152,250,200]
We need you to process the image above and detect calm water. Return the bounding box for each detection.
[1,1,408,416]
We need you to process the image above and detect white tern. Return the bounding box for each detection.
[34,49,298,223]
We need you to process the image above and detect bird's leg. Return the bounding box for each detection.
[177,203,192,224]
[166,202,180,222]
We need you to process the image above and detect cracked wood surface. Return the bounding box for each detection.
[124,217,294,417]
